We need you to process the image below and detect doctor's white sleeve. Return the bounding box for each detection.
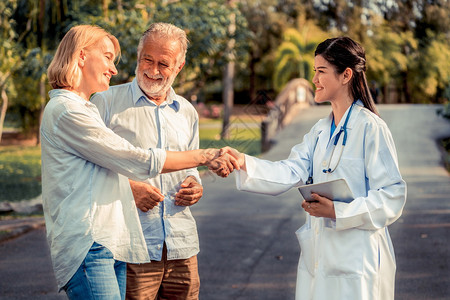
[235,130,316,196]
[334,120,406,231]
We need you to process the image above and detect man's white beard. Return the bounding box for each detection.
[136,65,176,98]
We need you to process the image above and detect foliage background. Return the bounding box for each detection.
[0,146,41,201]
[0,0,449,201]
[1,0,449,139]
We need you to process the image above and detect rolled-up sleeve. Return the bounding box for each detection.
[46,107,166,181]
[235,130,315,196]
[184,113,201,183]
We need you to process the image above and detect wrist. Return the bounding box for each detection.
[186,175,198,182]
[200,148,217,166]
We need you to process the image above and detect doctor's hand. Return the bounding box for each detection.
[129,179,164,212]
[302,193,336,219]
[219,146,246,170]
[206,149,240,177]
[175,176,203,206]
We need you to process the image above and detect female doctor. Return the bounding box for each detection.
[224,37,406,300]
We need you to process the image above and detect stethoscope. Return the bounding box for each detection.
[322,101,356,174]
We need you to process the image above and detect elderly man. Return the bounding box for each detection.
[92,23,204,299]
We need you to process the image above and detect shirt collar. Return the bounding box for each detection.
[49,89,96,107]
[131,78,180,112]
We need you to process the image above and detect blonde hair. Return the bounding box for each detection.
[137,22,188,67]
[48,25,120,89]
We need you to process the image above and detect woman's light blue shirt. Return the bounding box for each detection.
[40,89,166,289]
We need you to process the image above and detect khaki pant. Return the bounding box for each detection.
[126,244,200,300]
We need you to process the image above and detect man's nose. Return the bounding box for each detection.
[147,63,160,75]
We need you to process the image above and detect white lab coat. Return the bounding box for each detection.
[236,102,406,300]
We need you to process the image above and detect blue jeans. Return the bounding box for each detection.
[63,242,126,300]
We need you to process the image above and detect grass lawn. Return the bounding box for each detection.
[0,145,42,202]
[198,119,261,173]
[199,121,261,155]
[0,121,261,202]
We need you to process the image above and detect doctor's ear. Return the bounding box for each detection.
[342,67,353,85]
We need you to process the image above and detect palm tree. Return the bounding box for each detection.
[273,18,326,92]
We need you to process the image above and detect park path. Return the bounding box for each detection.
[0,104,449,300]
[194,104,450,300]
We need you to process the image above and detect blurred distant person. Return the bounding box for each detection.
[370,80,379,103]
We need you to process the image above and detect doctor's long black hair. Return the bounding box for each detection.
[315,37,379,116]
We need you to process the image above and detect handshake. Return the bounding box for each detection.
[203,146,245,177]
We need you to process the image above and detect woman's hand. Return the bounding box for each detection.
[204,148,240,177]
[301,193,336,219]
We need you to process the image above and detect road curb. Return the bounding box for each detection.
[0,217,45,243]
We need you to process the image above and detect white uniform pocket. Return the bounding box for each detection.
[322,228,364,278]
[295,224,315,276]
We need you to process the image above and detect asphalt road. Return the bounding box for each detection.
[0,104,449,300]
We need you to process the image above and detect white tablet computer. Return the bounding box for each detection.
[298,178,354,203]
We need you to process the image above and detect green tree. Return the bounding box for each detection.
[89,0,250,100]
[150,0,249,100]
[411,31,450,102]
[9,0,71,142]
[240,0,292,100]
[0,0,21,143]
[79,4,150,84]
[272,16,326,92]
[11,48,52,139]
[365,21,418,103]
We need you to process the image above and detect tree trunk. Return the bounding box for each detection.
[103,0,109,20]
[249,50,256,103]
[37,0,45,46]
[221,1,236,140]
[221,60,235,139]
[382,84,388,104]
[401,71,411,104]
[0,89,8,144]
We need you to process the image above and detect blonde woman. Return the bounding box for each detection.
[42,25,237,299]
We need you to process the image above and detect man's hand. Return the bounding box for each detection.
[301,193,336,219]
[175,176,203,206]
[129,179,164,212]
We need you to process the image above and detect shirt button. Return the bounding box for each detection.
[157,244,161,250]
[322,161,327,167]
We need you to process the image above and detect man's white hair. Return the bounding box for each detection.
[137,22,189,66]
